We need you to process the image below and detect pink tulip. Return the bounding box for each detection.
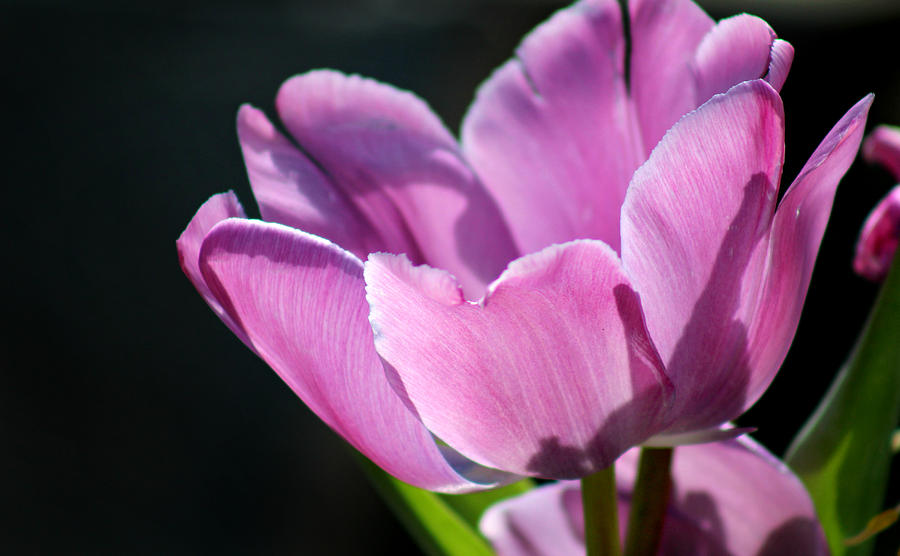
[178,0,871,488]
[863,125,900,179]
[853,126,900,281]
[480,437,828,555]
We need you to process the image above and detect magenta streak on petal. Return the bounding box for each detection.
[197,218,518,493]
[365,241,672,479]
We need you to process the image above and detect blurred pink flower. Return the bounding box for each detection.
[178,0,870,488]
[854,126,900,281]
[480,437,828,555]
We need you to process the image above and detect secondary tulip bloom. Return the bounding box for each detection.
[480,437,828,555]
[179,0,872,488]
[854,126,900,281]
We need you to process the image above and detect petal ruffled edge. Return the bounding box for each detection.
[366,240,672,479]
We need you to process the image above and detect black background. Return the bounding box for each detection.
[5,0,900,553]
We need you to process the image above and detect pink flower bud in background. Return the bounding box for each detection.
[863,125,900,180]
[854,126,900,281]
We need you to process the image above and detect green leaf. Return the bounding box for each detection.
[785,253,900,555]
[354,453,531,556]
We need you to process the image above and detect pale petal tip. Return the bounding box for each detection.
[835,94,875,138]
[850,94,875,127]
[487,239,617,297]
[236,103,267,129]
[176,191,245,253]
[858,92,876,113]
[765,39,794,91]
[364,252,466,310]
[795,93,872,181]
[236,104,287,152]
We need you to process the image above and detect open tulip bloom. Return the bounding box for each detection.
[178,0,873,550]
[480,436,828,555]
[179,0,870,486]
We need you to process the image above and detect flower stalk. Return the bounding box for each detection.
[624,447,674,556]
[582,464,622,556]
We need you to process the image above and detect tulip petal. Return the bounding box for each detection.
[765,39,794,92]
[176,192,249,343]
[628,0,714,154]
[198,218,517,492]
[863,124,900,181]
[480,437,827,555]
[621,80,785,431]
[692,14,778,103]
[653,437,828,555]
[854,185,900,281]
[480,479,586,556]
[365,241,672,479]
[271,70,517,298]
[237,104,383,261]
[461,0,643,254]
[745,94,873,406]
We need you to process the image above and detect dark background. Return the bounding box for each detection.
[5,0,900,553]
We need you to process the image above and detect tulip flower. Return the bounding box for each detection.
[480,437,828,555]
[178,0,871,489]
[863,125,900,179]
[365,81,871,479]
[853,126,900,281]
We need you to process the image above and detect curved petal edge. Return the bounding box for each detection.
[366,240,672,479]
[198,218,518,493]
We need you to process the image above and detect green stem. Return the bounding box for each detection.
[582,464,622,556]
[623,447,674,556]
